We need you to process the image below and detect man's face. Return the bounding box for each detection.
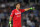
[16,4,20,9]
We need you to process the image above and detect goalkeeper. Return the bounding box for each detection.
[9,3,32,27]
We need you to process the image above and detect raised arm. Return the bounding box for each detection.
[24,7,32,11]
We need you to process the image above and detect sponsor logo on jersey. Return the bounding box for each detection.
[15,13,21,15]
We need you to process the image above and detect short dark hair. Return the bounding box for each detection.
[16,3,21,6]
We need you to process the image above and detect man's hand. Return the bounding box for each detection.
[9,21,11,24]
[9,16,12,27]
[9,21,11,27]
[30,7,32,10]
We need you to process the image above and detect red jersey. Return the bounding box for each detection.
[10,9,25,27]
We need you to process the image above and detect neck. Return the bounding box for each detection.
[16,8,19,10]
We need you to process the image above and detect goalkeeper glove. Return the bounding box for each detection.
[30,7,32,10]
[9,21,11,24]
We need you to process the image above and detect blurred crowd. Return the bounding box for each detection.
[0,0,40,27]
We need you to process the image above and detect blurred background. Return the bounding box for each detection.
[0,0,40,27]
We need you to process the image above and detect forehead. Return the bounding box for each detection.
[16,4,20,6]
